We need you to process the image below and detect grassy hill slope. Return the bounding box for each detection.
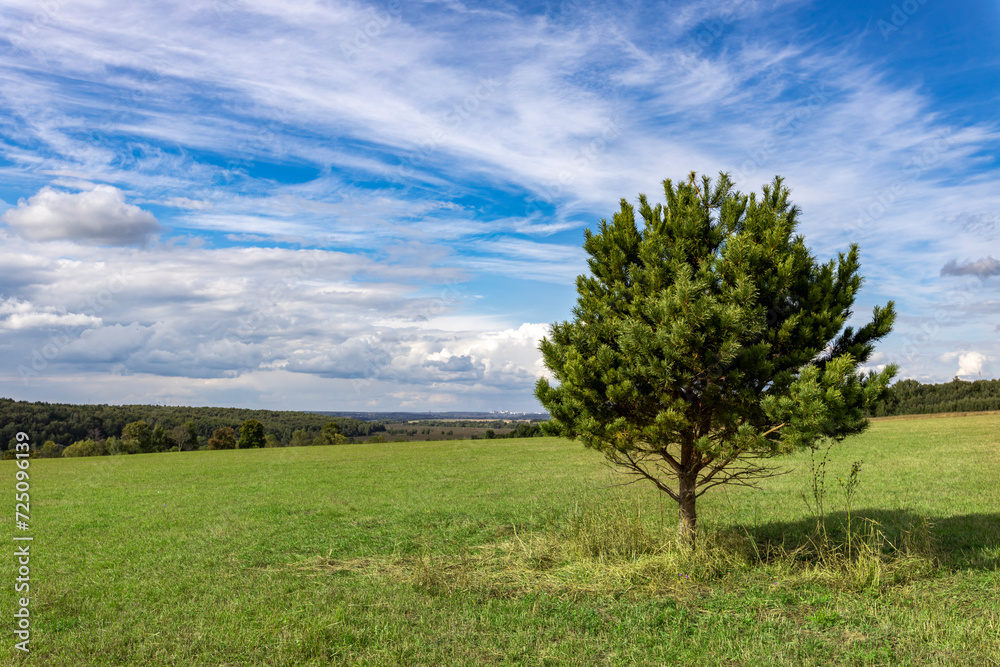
[2,414,998,665]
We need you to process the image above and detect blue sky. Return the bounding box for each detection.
[0,0,998,412]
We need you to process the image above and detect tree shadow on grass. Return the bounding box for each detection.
[741,508,1000,571]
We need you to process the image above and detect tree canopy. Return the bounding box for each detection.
[873,377,1000,415]
[238,419,266,449]
[536,172,897,544]
[0,398,386,451]
[208,427,237,450]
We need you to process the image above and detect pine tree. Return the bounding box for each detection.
[535,173,897,546]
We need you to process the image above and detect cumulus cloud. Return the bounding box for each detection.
[1,185,160,245]
[940,350,992,378]
[282,323,547,390]
[284,335,394,379]
[940,256,1000,279]
[426,354,480,374]
[0,297,102,331]
[957,352,988,378]
[59,323,153,364]
[0,234,552,401]
[2,1,999,407]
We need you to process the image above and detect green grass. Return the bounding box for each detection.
[2,413,999,665]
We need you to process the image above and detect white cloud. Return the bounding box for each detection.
[0,233,552,398]
[456,238,587,283]
[1,185,160,245]
[0,297,102,331]
[1,0,998,407]
[59,323,152,364]
[956,352,989,378]
[282,322,549,391]
[161,197,212,210]
[940,351,993,379]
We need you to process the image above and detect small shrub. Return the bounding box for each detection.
[37,441,63,458]
[207,427,237,450]
[107,436,139,455]
[62,439,108,457]
[289,429,311,447]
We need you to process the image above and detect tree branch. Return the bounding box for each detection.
[694,458,788,498]
[656,447,682,472]
[695,449,741,487]
[605,449,681,502]
[760,422,786,438]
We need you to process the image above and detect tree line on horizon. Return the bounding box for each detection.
[0,398,546,458]
[870,377,1000,416]
[1,375,997,458]
[0,398,386,456]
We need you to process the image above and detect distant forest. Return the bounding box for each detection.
[2,376,997,453]
[0,398,386,452]
[871,377,1000,416]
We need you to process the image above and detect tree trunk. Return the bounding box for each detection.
[678,471,697,548]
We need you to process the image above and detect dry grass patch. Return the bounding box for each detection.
[289,491,941,603]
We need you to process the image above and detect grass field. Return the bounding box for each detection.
[2,413,999,665]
